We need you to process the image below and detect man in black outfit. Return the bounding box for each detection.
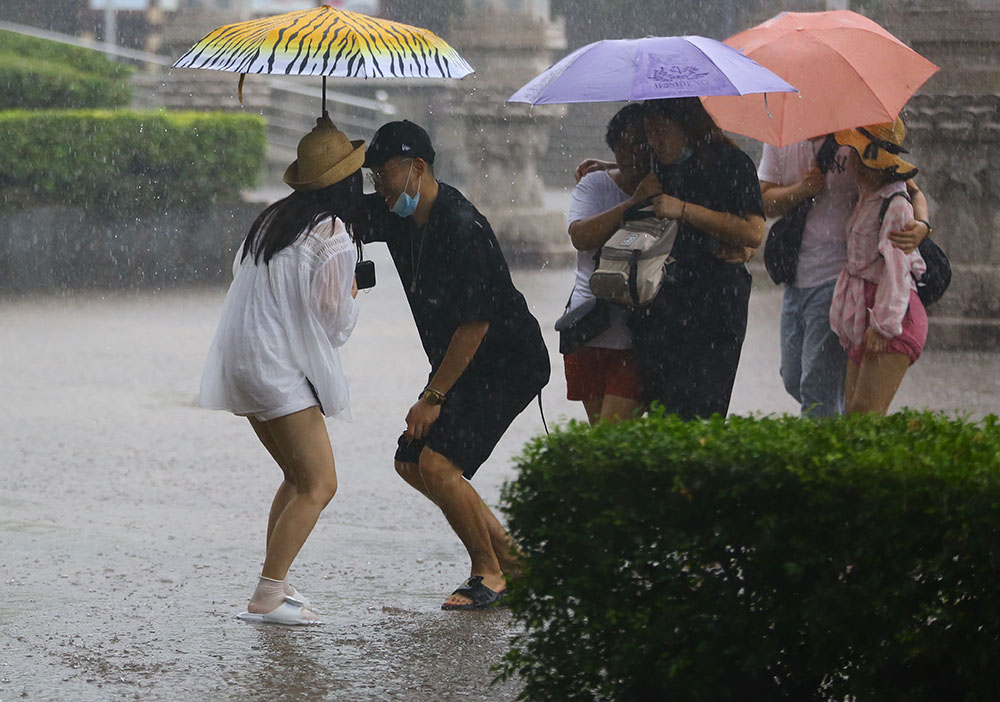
[351,120,549,610]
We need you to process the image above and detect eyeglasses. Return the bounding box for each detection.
[366,158,413,187]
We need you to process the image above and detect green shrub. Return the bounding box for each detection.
[0,29,132,108]
[0,54,131,109]
[0,110,265,214]
[0,29,130,79]
[500,410,1000,701]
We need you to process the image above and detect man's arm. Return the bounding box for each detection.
[760,166,825,218]
[404,321,490,440]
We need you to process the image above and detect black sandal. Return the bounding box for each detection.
[441,575,506,611]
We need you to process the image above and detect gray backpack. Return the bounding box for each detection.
[589,208,678,306]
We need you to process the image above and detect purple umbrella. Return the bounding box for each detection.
[508,35,797,105]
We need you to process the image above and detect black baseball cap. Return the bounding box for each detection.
[363,120,436,169]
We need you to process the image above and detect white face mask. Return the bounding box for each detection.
[391,162,421,218]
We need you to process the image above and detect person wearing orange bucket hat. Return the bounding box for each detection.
[199,115,365,625]
[827,117,928,415]
[759,129,931,418]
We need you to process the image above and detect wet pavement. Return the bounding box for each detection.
[2,250,998,701]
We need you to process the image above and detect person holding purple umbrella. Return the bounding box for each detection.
[630,97,766,419]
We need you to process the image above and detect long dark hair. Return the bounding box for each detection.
[642,97,732,150]
[241,169,363,265]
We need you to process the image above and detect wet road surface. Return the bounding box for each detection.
[2,251,998,700]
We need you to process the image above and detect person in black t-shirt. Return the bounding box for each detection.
[631,98,766,419]
[349,120,550,610]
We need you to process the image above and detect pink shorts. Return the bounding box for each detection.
[846,281,928,366]
[564,346,644,402]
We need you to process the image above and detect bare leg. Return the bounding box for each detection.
[249,418,296,549]
[599,394,641,423]
[413,448,505,606]
[844,360,860,411]
[397,459,521,577]
[246,407,337,613]
[582,399,603,426]
[845,352,911,415]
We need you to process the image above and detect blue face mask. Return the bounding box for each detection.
[391,163,421,218]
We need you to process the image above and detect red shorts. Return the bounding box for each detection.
[846,281,928,366]
[564,346,643,402]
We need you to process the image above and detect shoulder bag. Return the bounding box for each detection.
[555,291,612,355]
[764,198,813,285]
[589,206,678,307]
[879,191,951,306]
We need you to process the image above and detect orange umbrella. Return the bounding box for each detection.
[701,10,938,146]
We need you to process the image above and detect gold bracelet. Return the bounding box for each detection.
[419,386,446,405]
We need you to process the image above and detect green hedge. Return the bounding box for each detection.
[500,411,1000,701]
[0,110,266,214]
[0,29,132,108]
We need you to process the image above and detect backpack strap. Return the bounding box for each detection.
[627,249,642,305]
[878,190,912,225]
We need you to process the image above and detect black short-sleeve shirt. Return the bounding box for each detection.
[653,139,765,280]
[355,184,548,392]
[632,139,764,342]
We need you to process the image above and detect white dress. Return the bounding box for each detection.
[199,216,359,421]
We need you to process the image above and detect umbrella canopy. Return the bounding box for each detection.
[172,6,473,110]
[701,10,939,146]
[507,35,796,105]
[174,6,473,79]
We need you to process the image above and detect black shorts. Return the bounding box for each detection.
[394,375,541,480]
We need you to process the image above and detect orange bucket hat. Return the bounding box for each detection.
[834,117,917,181]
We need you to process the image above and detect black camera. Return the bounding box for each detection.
[355,260,376,290]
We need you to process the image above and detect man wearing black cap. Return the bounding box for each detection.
[351,120,550,610]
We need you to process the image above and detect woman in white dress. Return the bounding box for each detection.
[199,117,364,625]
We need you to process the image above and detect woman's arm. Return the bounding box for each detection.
[651,193,765,248]
[870,200,917,341]
[574,158,615,183]
[568,173,662,251]
[887,179,930,253]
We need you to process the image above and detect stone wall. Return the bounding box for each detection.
[904,94,1000,349]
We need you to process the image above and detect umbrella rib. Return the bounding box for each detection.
[280,12,322,74]
[383,22,422,76]
[340,12,381,78]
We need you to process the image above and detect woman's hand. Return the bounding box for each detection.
[405,398,441,441]
[864,326,890,356]
[650,193,685,220]
[715,244,756,264]
[352,276,359,298]
[630,173,663,206]
[574,158,615,182]
[888,220,930,254]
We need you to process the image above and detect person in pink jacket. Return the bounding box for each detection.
[829,118,928,415]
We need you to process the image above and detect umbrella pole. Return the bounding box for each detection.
[322,77,327,118]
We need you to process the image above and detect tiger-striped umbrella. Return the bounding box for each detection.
[172,5,474,111]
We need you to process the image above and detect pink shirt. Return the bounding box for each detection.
[829,181,926,348]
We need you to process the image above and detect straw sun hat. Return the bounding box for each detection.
[284,116,365,191]
[834,116,918,181]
